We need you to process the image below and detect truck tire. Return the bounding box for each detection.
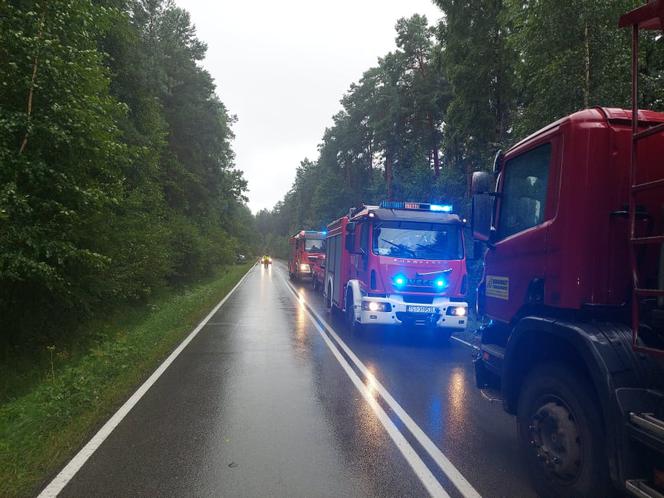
[345,289,361,336]
[326,283,338,315]
[516,363,612,498]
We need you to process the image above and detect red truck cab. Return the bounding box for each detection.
[288,230,326,281]
[324,201,468,337]
[471,102,664,497]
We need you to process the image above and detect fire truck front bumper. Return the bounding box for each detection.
[358,296,468,330]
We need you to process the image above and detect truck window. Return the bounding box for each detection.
[497,143,551,240]
[305,239,324,252]
[372,221,462,260]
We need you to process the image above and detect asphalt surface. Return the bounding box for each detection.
[51,262,536,498]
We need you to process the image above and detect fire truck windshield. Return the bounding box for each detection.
[372,221,462,260]
[304,239,324,252]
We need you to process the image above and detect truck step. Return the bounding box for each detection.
[626,479,664,498]
[479,343,505,378]
[480,343,505,359]
[629,412,664,454]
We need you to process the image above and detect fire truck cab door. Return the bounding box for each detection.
[485,140,558,322]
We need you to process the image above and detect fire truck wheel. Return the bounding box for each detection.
[345,290,361,335]
[325,284,332,309]
[516,363,611,498]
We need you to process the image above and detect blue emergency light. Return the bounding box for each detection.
[393,274,406,288]
[430,204,453,213]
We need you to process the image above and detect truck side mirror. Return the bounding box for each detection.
[345,233,355,252]
[471,171,495,242]
[492,150,504,173]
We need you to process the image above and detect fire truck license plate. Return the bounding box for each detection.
[407,305,435,314]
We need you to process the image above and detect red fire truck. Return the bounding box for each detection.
[471,3,664,496]
[324,201,468,337]
[288,230,326,281]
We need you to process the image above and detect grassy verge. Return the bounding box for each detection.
[0,263,252,497]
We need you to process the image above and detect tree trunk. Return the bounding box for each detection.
[384,154,393,200]
[584,22,590,109]
[428,114,440,177]
[19,5,47,154]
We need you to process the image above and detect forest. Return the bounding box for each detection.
[257,0,664,257]
[0,0,254,348]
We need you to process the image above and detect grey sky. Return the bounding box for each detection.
[176,0,443,213]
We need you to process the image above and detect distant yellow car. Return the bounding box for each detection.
[261,255,272,266]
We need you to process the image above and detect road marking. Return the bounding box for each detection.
[451,335,479,350]
[38,265,255,498]
[282,280,449,498]
[283,276,482,498]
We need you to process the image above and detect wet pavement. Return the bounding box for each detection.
[51,262,536,498]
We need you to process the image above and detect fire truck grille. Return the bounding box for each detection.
[402,295,434,304]
[395,312,439,327]
[401,285,436,293]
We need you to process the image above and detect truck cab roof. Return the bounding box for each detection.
[510,107,664,152]
[349,204,463,225]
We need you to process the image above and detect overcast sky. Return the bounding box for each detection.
[176,0,443,213]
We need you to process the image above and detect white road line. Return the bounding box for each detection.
[282,281,448,498]
[451,335,479,350]
[38,265,255,498]
[284,277,482,498]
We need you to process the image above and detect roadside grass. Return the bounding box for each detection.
[0,263,252,498]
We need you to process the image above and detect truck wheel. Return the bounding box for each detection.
[326,283,335,313]
[345,290,361,335]
[516,364,611,498]
[325,285,332,310]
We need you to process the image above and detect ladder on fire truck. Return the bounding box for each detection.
[621,0,664,357]
[620,2,664,496]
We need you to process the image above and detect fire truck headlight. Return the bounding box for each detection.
[300,263,311,272]
[446,306,467,317]
[362,301,392,312]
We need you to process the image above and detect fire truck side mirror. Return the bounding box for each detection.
[344,222,357,252]
[492,150,504,173]
[345,233,355,252]
[471,171,495,242]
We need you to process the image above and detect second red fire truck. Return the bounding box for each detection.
[324,201,469,338]
[288,230,326,281]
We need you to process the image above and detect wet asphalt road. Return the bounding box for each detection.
[53,262,536,498]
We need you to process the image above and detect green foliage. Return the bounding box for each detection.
[506,0,640,136]
[0,0,255,347]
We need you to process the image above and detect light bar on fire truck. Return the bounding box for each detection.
[379,201,453,213]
